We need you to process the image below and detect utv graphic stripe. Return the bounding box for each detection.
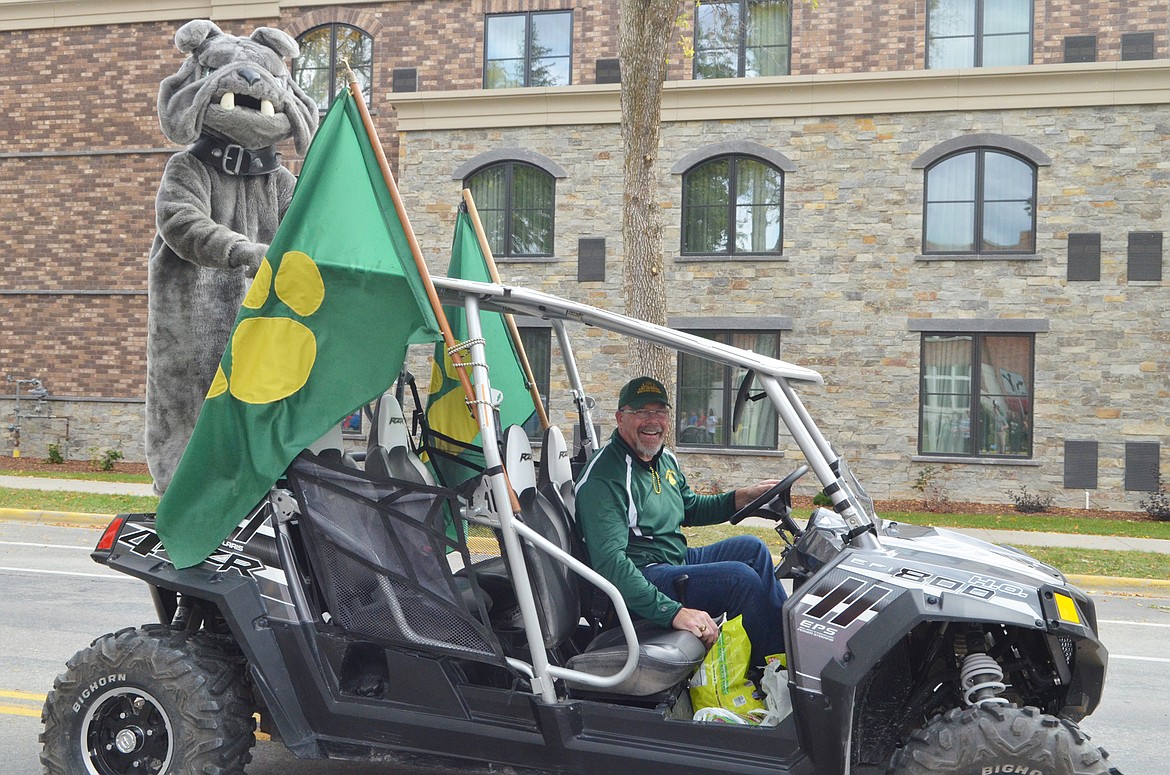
[805,578,866,620]
[830,585,892,627]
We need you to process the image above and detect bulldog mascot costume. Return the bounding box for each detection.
[145,20,318,493]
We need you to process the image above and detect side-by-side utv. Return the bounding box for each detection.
[41,277,1118,775]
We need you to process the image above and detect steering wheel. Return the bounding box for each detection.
[728,465,809,526]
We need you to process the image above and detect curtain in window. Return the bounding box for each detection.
[920,334,1032,457]
[676,331,778,448]
[921,335,973,454]
[924,154,976,253]
[927,0,976,67]
[683,158,731,254]
[728,332,779,448]
[467,166,508,256]
[509,164,554,255]
[977,335,1031,455]
[735,158,783,253]
[485,15,526,88]
[981,0,1032,66]
[745,0,790,76]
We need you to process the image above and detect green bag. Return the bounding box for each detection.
[688,615,767,721]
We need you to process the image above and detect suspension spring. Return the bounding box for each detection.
[960,652,1009,707]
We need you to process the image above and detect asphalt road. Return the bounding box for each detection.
[2,521,1167,775]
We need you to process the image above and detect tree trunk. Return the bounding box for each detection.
[619,0,679,390]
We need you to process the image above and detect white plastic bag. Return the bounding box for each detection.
[756,657,793,726]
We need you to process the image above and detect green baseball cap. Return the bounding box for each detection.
[618,376,670,410]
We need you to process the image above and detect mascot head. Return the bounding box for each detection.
[158,20,318,153]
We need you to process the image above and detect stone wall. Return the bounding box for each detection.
[397,102,1169,511]
[1,398,145,462]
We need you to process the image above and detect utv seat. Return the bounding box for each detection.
[500,425,706,697]
[365,392,435,486]
[536,425,576,519]
[306,423,360,469]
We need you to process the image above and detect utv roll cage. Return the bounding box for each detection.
[429,276,880,703]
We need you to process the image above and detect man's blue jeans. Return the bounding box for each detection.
[640,535,787,666]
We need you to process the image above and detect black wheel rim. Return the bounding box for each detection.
[80,686,173,775]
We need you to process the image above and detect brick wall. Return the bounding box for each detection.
[2,0,1167,503]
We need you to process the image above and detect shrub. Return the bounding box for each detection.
[1141,476,1170,522]
[1008,485,1055,514]
[912,465,952,513]
[90,447,123,472]
[46,443,64,464]
[812,491,832,507]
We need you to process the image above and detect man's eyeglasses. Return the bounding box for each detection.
[621,408,671,419]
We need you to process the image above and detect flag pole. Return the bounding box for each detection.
[343,69,478,422]
[461,189,551,432]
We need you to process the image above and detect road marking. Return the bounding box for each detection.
[1109,654,1170,663]
[0,565,136,581]
[0,540,90,551]
[0,704,40,718]
[1098,619,1170,628]
[0,689,45,700]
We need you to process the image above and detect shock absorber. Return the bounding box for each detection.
[960,630,1009,707]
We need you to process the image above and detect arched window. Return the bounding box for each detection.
[682,155,783,256]
[923,149,1036,255]
[465,162,555,257]
[293,24,373,109]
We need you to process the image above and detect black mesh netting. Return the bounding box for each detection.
[287,453,504,664]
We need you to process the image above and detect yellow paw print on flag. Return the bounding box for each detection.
[206,251,324,404]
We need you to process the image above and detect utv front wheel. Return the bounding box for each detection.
[40,625,255,775]
[889,705,1116,775]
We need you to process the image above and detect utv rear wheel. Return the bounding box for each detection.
[40,625,255,775]
[889,705,1115,775]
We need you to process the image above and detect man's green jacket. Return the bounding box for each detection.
[575,430,736,627]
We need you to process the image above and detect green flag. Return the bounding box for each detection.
[157,90,442,568]
[425,207,536,486]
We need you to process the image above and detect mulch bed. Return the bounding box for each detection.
[1,457,1153,522]
[1,456,151,477]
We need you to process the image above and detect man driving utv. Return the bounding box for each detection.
[575,376,787,667]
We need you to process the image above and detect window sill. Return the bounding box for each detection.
[675,254,789,263]
[911,455,1040,466]
[677,446,786,457]
[495,256,560,264]
[915,253,1040,262]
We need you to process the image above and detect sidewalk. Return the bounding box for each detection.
[3,476,1169,594]
[0,474,155,497]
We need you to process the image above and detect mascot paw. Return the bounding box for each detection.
[231,242,268,275]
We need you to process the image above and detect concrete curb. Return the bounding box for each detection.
[0,507,113,527]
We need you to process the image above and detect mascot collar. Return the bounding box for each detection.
[190,135,280,176]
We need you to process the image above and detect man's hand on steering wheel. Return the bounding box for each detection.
[728,465,809,525]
